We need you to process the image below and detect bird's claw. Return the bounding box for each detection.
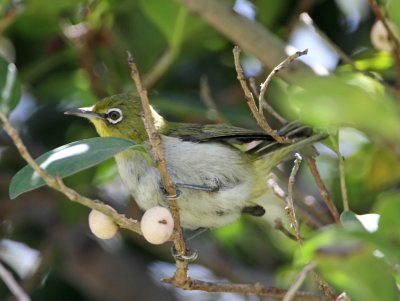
[165,189,182,201]
[171,245,198,262]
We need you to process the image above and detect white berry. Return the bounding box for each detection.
[370,20,395,52]
[140,206,174,245]
[88,209,118,239]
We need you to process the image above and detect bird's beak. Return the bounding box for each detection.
[64,106,103,120]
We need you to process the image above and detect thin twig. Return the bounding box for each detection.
[286,153,303,243]
[61,21,104,98]
[0,112,141,234]
[274,219,298,241]
[286,154,337,301]
[368,0,400,50]
[298,13,385,85]
[161,278,327,301]
[0,4,18,34]
[306,157,340,223]
[283,262,316,301]
[199,75,226,124]
[143,8,187,88]
[267,177,324,228]
[127,51,188,286]
[249,77,287,124]
[338,154,349,212]
[233,46,294,144]
[176,0,315,83]
[0,261,31,301]
[312,273,337,301]
[258,49,308,114]
[143,48,174,89]
[368,0,400,91]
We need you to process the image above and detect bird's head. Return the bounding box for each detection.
[65,93,164,143]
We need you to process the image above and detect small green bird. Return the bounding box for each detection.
[65,93,326,230]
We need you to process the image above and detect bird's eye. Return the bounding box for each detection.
[105,108,123,124]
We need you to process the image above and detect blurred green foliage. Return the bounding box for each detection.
[0,0,400,301]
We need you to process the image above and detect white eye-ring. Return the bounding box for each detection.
[105,108,123,124]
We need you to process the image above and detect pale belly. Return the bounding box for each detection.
[115,136,256,229]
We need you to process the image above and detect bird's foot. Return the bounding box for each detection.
[242,205,266,216]
[171,245,198,262]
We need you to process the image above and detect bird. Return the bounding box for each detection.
[65,93,326,230]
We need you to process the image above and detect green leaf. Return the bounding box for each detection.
[340,210,364,230]
[287,75,400,143]
[317,251,398,301]
[354,52,393,71]
[140,0,204,51]
[9,137,147,199]
[385,0,400,28]
[0,56,21,115]
[296,226,398,301]
[374,192,400,248]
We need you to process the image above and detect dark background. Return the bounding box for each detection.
[0,0,399,300]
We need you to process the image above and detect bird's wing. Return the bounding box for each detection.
[164,122,317,153]
[165,123,272,143]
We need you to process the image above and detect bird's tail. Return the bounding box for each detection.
[250,122,328,174]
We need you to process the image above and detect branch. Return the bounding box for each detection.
[162,278,328,301]
[298,13,385,86]
[368,0,400,91]
[267,177,325,228]
[175,0,315,83]
[274,218,299,241]
[127,52,189,286]
[286,154,337,301]
[233,46,294,144]
[286,153,303,243]
[283,262,316,301]
[306,158,340,224]
[0,112,141,235]
[0,262,31,301]
[248,77,286,124]
[199,75,226,124]
[142,48,174,89]
[259,49,308,114]
[61,21,105,98]
[338,154,349,212]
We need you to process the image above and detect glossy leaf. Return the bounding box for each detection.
[317,251,398,301]
[9,137,148,199]
[296,226,398,301]
[287,75,400,143]
[0,56,21,114]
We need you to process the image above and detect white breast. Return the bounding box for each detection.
[115,136,255,229]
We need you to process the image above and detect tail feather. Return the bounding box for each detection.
[253,133,328,174]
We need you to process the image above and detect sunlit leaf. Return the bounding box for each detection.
[9,137,148,199]
[385,0,400,28]
[0,56,21,115]
[354,52,393,70]
[287,75,400,142]
[295,226,362,265]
